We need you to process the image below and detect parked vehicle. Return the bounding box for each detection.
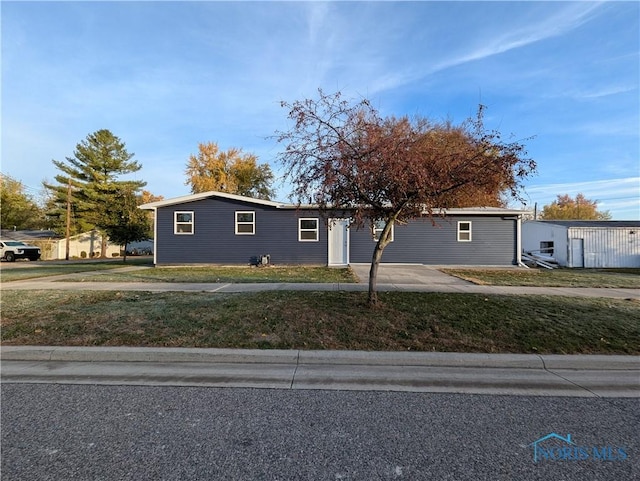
[0,240,41,262]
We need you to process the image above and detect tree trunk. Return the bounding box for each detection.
[367,219,395,306]
[368,243,385,305]
[123,242,128,263]
[100,234,108,258]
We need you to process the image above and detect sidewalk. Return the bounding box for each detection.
[3,279,639,299]
[2,264,639,299]
[2,346,639,398]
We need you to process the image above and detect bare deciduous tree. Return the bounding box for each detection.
[276,90,536,305]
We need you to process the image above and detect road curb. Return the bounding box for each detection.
[2,346,639,371]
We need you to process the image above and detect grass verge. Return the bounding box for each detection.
[441,268,640,288]
[0,264,357,284]
[57,266,358,283]
[2,290,638,354]
[0,258,153,282]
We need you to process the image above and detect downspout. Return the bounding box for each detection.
[516,214,528,268]
[152,207,158,266]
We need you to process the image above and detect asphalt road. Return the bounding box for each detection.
[2,384,638,480]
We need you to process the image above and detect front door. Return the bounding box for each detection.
[328,219,349,266]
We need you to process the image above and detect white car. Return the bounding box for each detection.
[0,240,41,262]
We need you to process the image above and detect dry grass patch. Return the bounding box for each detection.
[442,268,640,288]
[0,259,152,283]
[2,290,638,354]
[58,265,358,284]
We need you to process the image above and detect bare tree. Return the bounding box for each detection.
[276,90,536,305]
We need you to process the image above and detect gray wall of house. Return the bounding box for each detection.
[155,198,327,265]
[349,216,518,265]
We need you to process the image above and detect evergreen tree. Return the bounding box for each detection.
[44,130,146,256]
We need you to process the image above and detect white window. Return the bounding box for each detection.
[174,211,194,234]
[299,218,319,241]
[235,211,255,235]
[457,221,472,242]
[373,220,394,242]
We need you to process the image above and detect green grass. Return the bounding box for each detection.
[0,258,153,282]
[2,290,638,354]
[0,262,357,284]
[60,266,358,283]
[441,268,640,288]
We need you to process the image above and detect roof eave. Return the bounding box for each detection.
[139,191,289,210]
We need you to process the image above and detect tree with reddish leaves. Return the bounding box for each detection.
[276,90,536,305]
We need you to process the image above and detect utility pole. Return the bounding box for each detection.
[65,180,71,261]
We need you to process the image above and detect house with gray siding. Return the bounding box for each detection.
[140,191,529,266]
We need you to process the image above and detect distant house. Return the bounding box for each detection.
[0,229,151,260]
[140,191,530,267]
[0,230,61,260]
[522,220,640,268]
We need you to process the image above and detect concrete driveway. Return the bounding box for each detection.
[350,263,472,286]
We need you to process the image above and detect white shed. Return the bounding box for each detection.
[522,220,640,268]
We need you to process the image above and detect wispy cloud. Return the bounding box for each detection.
[381,2,608,93]
[572,85,638,99]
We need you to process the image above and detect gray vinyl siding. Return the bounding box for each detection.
[155,198,326,265]
[349,216,517,265]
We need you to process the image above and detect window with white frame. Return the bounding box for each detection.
[373,220,394,242]
[174,211,194,234]
[235,211,255,235]
[457,221,472,242]
[299,218,319,241]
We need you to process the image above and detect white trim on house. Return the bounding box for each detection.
[298,218,320,242]
[140,191,285,209]
[174,211,194,234]
[139,191,531,217]
[235,211,255,235]
[457,221,472,242]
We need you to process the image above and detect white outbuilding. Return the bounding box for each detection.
[522,220,640,268]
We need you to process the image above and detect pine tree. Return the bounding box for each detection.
[44,130,146,257]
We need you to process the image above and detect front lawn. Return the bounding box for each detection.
[2,290,638,354]
[57,266,358,283]
[441,268,640,288]
[0,259,153,283]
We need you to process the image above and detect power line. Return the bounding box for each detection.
[1,173,48,196]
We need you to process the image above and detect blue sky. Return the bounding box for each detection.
[2,1,639,219]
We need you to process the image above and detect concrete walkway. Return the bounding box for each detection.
[1,347,638,398]
[2,264,639,299]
